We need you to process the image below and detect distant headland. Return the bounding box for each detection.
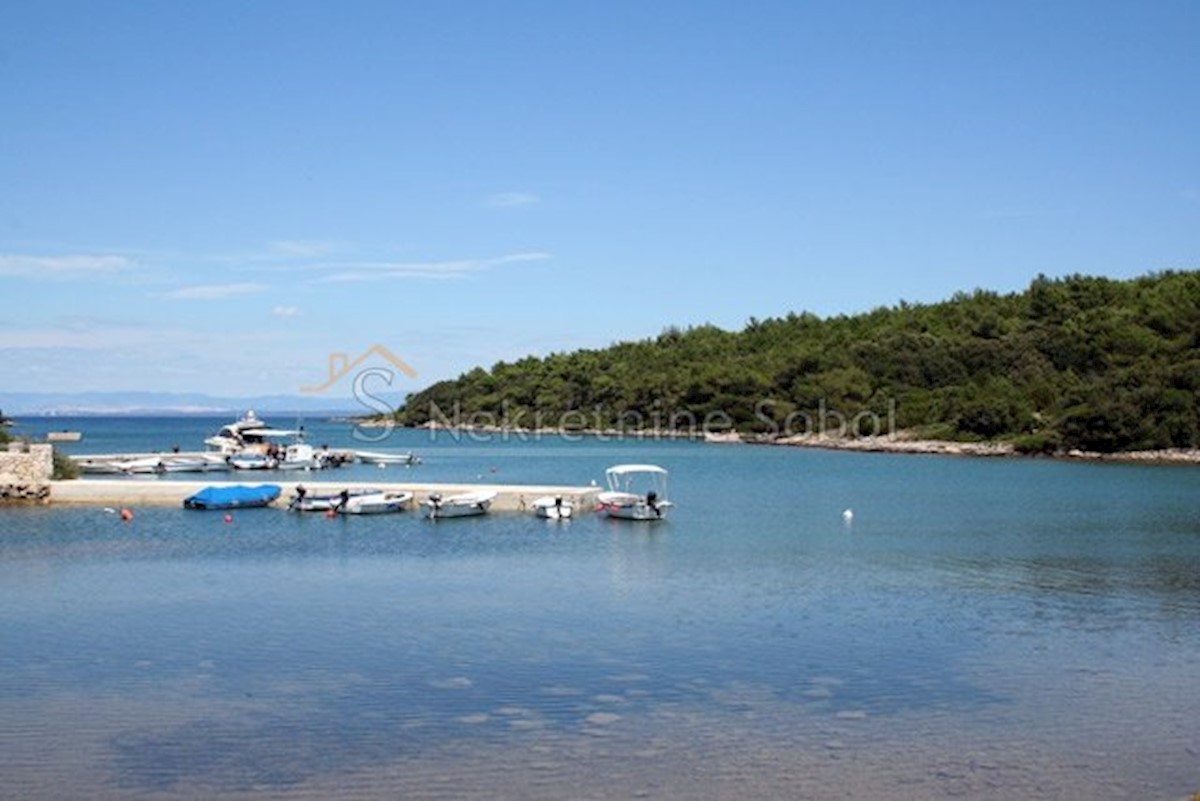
[383,271,1200,462]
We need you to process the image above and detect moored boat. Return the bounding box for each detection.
[204,410,300,455]
[113,456,167,474]
[422,490,496,519]
[275,442,324,471]
[159,455,230,474]
[183,484,282,510]
[287,485,377,512]
[339,490,414,515]
[532,495,573,520]
[229,453,276,470]
[596,464,673,520]
[355,450,420,466]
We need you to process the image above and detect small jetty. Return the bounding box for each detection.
[49,479,601,513]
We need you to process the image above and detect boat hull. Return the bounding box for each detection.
[340,491,414,515]
[356,451,419,466]
[422,492,496,519]
[532,496,573,520]
[597,491,672,520]
[229,455,275,470]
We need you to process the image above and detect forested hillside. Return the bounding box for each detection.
[396,272,1200,453]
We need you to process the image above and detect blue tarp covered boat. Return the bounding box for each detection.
[183,484,282,510]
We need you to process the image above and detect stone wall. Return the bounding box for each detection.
[0,442,53,502]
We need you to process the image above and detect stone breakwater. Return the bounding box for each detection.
[0,443,52,503]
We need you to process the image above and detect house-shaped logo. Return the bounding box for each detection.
[301,344,418,394]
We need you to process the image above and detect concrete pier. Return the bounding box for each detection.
[50,479,601,512]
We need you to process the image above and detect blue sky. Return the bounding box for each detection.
[1,0,1197,398]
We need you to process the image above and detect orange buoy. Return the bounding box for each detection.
[223,514,234,524]
[119,508,134,522]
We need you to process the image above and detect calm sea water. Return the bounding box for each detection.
[2,417,1199,799]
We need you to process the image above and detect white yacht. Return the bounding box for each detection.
[204,410,302,456]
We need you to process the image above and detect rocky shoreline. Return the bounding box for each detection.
[352,417,1200,465]
[712,431,1200,464]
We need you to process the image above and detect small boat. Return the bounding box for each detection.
[596,464,673,520]
[229,453,276,470]
[75,459,124,475]
[159,456,230,474]
[287,485,376,512]
[46,430,83,442]
[339,490,414,515]
[114,456,167,474]
[275,442,324,471]
[183,484,282,510]
[356,450,420,466]
[532,495,573,520]
[422,490,496,519]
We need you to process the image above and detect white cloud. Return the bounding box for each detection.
[484,191,540,208]
[0,324,158,350]
[271,305,301,317]
[309,251,552,284]
[267,240,342,258]
[163,282,267,300]
[0,253,134,277]
[493,251,552,265]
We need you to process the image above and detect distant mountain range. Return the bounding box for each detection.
[0,391,406,417]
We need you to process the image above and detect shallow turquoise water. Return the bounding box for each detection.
[2,418,1199,799]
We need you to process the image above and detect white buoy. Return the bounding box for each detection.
[842,509,854,524]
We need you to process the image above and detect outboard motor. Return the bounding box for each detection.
[646,490,661,517]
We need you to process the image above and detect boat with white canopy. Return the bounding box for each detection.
[596,464,673,520]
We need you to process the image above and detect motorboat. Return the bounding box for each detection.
[183,484,282,510]
[422,490,496,519]
[287,485,376,512]
[338,490,414,515]
[275,442,326,471]
[532,495,573,520]
[114,456,166,475]
[596,464,673,520]
[355,450,420,466]
[159,455,230,474]
[74,458,124,475]
[229,453,276,470]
